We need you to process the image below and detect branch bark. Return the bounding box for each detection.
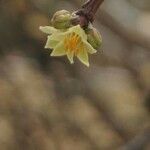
[81,0,104,22]
[72,0,104,27]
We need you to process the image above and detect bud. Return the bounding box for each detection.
[51,10,72,29]
[86,25,102,49]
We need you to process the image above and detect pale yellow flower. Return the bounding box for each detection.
[39,25,97,67]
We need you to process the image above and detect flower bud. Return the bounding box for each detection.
[51,10,72,29]
[86,26,102,49]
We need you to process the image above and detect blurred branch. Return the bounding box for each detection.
[120,127,150,150]
[83,88,129,142]
[99,11,150,51]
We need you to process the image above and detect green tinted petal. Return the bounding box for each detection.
[45,36,60,49]
[68,25,87,40]
[51,42,66,56]
[83,40,97,54]
[50,32,66,41]
[39,26,57,34]
[77,48,89,67]
[67,52,74,64]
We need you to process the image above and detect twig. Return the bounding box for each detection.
[72,0,104,27]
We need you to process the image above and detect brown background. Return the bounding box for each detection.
[0,0,150,150]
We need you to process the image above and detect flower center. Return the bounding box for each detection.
[64,32,82,55]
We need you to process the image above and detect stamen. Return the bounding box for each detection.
[64,32,82,55]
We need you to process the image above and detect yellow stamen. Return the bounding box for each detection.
[64,32,82,55]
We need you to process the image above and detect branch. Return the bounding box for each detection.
[81,0,104,22]
[72,0,104,27]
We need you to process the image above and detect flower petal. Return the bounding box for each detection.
[49,32,66,41]
[68,25,87,40]
[77,48,89,67]
[67,52,74,64]
[39,26,57,34]
[51,42,66,56]
[45,36,59,49]
[83,40,97,54]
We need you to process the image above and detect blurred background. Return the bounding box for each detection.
[0,0,150,150]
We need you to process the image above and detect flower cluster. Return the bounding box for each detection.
[39,10,102,67]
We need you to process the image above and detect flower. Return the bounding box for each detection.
[39,25,97,67]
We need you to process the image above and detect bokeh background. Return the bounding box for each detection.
[0,0,150,150]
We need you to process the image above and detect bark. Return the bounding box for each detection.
[72,0,104,27]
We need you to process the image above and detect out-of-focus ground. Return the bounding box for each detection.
[0,0,150,150]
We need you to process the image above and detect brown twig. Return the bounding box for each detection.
[72,0,104,27]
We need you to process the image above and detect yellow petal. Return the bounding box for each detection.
[67,52,74,64]
[77,48,89,67]
[68,25,87,40]
[83,40,97,54]
[45,36,59,49]
[39,26,57,34]
[51,42,66,56]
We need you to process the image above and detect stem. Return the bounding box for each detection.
[82,0,104,22]
[72,0,104,27]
